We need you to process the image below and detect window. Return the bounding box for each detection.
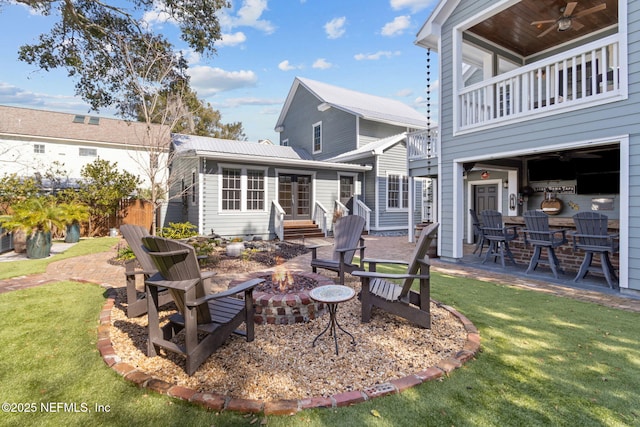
[222,168,241,210]
[73,115,85,124]
[312,122,322,153]
[79,147,97,157]
[34,144,45,154]
[246,170,265,210]
[219,166,267,212]
[387,174,409,209]
[88,116,100,125]
[281,139,289,147]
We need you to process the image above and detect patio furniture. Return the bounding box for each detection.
[469,209,487,256]
[481,210,518,268]
[309,284,356,355]
[142,236,263,375]
[522,210,568,278]
[572,212,619,289]
[310,215,366,285]
[120,224,172,318]
[353,222,438,329]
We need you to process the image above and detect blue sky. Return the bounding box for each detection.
[0,0,439,143]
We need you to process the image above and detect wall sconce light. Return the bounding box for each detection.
[481,171,490,179]
[503,181,509,189]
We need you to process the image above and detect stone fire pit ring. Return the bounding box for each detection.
[229,271,335,325]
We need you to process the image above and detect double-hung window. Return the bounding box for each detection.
[312,122,322,153]
[387,173,409,210]
[220,166,267,212]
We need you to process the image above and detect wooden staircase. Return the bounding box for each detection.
[283,220,325,240]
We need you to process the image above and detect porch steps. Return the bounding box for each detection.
[283,220,325,240]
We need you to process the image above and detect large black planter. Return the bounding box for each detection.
[26,231,52,259]
[65,223,81,243]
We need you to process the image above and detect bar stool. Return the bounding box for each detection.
[481,210,518,268]
[572,212,619,289]
[522,210,568,279]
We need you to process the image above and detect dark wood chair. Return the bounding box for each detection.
[142,236,263,375]
[353,222,438,329]
[481,210,518,268]
[469,209,486,256]
[572,212,619,289]
[310,215,366,285]
[522,210,568,278]
[120,224,172,318]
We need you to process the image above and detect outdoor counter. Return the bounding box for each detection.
[504,216,620,230]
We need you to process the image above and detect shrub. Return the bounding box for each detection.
[160,222,198,239]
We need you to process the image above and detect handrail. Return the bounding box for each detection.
[408,128,438,160]
[313,201,328,236]
[353,196,371,233]
[272,200,285,241]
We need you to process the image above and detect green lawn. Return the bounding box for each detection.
[0,243,639,426]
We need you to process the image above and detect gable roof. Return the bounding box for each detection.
[326,133,407,163]
[0,105,168,148]
[275,77,428,131]
[415,0,460,51]
[172,134,371,172]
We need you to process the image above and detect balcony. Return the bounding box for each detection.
[408,128,438,177]
[457,35,622,133]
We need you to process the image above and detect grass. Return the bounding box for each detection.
[1,243,639,426]
[0,237,119,280]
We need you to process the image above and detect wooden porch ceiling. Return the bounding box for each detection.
[468,0,618,57]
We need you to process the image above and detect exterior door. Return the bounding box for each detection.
[475,184,498,213]
[339,175,354,212]
[279,174,311,220]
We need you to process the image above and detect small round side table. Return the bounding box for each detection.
[309,284,356,355]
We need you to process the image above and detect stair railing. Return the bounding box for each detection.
[272,200,285,241]
[313,201,329,237]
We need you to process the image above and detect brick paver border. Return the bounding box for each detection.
[97,288,480,415]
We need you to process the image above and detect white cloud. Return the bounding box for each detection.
[188,66,258,97]
[395,88,413,97]
[381,15,411,37]
[222,97,283,107]
[390,0,436,13]
[278,60,301,71]
[324,16,347,39]
[312,58,333,70]
[354,51,401,61]
[218,32,247,47]
[219,0,276,34]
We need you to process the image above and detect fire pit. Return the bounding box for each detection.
[229,263,334,325]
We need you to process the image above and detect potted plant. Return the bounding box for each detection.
[58,202,90,243]
[0,197,63,259]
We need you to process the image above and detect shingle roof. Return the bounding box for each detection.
[275,77,428,130]
[0,105,168,148]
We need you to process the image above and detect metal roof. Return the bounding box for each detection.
[275,77,429,130]
[326,133,407,163]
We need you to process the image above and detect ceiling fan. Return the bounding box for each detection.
[531,2,607,38]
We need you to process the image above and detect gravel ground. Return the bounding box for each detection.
[109,244,468,401]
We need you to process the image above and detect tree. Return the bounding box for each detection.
[78,159,140,236]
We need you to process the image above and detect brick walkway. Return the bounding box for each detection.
[2,235,640,312]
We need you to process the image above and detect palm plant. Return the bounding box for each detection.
[58,202,90,243]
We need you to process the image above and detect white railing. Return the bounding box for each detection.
[353,196,371,233]
[458,35,621,130]
[408,128,439,160]
[272,200,285,241]
[313,201,329,236]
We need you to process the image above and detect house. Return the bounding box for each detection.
[412,0,639,295]
[0,105,169,190]
[165,77,434,240]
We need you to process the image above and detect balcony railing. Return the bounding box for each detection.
[408,128,438,160]
[458,34,621,131]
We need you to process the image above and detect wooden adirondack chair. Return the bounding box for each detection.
[310,215,366,285]
[481,210,518,268]
[522,210,568,278]
[353,222,438,329]
[120,224,173,318]
[572,212,619,289]
[142,236,263,375]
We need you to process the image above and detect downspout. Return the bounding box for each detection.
[199,158,205,235]
[374,154,380,230]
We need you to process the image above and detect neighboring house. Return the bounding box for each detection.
[0,105,169,190]
[412,0,639,294]
[275,77,434,235]
[165,77,434,240]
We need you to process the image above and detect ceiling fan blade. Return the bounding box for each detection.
[537,25,557,38]
[531,19,557,25]
[574,3,607,18]
[563,2,578,17]
[572,20,585,31]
